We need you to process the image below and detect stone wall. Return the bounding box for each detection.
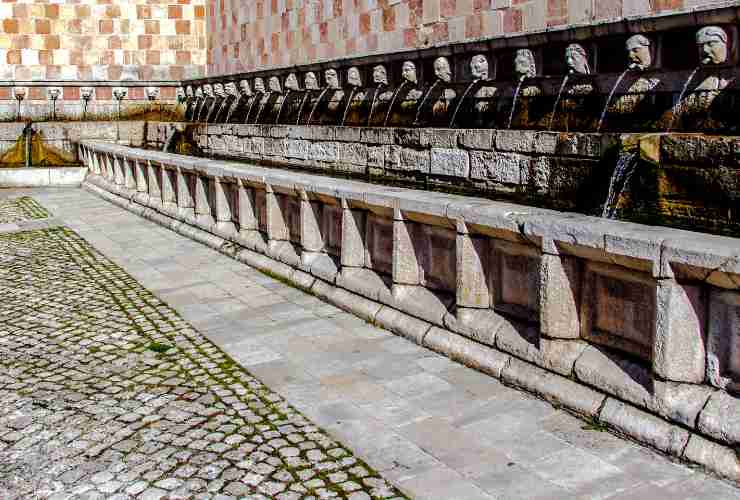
[80,139,740,481]
[150,123,740,236]
[205,0,730,74]
[0,0,206,82]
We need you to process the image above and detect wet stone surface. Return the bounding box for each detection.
[0,224,406,499]
[0,196,51,224]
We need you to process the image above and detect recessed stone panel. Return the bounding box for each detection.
[276,194,301,244]
[415,224,457,294]
[707,290,740,390]
[254,188,268,234]
[365,214,393,276]
[581,262,656,361]
[321,204,343,257]
[491,240,540,321]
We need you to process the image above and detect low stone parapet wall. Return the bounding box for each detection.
[79,139,740,482]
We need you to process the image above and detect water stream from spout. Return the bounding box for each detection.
[275,90,291,124]
[602,150,639,219]
[449,80,478,128]
[413,80,439,126]
[506,77,525,129]
[667,66,699,132]
[340,88,356,126]
[596,69,630,132]
[245,93,260,123]
[163,126,179,153]
[308,88,331,125]
[295,91,310,125]
[254,92,273,124]
[225,96,240,124]
[384,81,409,127]
[548,75,569,131]
[367,86,385,126]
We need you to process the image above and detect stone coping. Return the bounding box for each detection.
[80,139,740,289]
[0,167,87,188]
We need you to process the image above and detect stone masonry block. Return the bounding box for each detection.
[387,146,430,173]
[300,199,324,252]
[420,129,458,148]
[683,434,740,482]
[309,142,338,163]
[600,398,689,456]
[532,132,559,154]
[375,306,431,345]
[456,232,490,308]
[459,129,494,151]
[338,143,368,168]
[654,280,706,383]
[697,391,740,446]
[502,357,605,417]
[652,381,713,429]
[392,218,420,285]
[495,320,586,376]
[423,327,510,379]
[335,127,362,143]
[540,253,581,339]
[360,128,394,145]
[554,133,603,158]
[707,289,740,390]
[495,129,535,153]
[367,146,386,168]
[470,151,526,184]
[341,205,366,268]
[430,148,469,178]
[286,139,311,160]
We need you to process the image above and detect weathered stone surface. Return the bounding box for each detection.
[502,357,604,417]
[707,289,740,390]
[309,141,338,162]
[661,134,735,166]
[600,398,689,455]
[335,126,362,142]
[470,151,526,184]
[652,381,713,429]
[420,129,458,149]
[683,434,740,481]
[654,280,706,383]
[338,143,368,167]
[456,233,490,308]
[574,345,653,409]
[423,327,510,378]
[430,148,469,178]
[495,130,535,153]
[387,146,430,173]
[554,133,604,158]
[495,320,586,376]
[366,145,386,168]
[445,308,505,347]
[374,306,431,344]
[360,128,394,145]
[697,391,740,445]
[459,129,494,151]
[286,139,311,160]
[532,132,559,155]
[539,253,581,339]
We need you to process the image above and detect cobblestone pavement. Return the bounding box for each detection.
[0,195,50,224]
[2,188,740,500]
[0,223,405,499]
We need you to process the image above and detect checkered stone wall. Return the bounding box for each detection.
[206,0,724,74]
[0,0,207,82]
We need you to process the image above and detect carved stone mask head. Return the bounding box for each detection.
[213,83,225,97]
[268,76,282,93]
[285,73,300,91]
[433,57,452,83]
[347,67,362,87]
[239,80,251,96]
[514,49,536,79]
[195,87,203,98]
[185,86,194,97]
[626,35,652,70]
[565,44,590,74]
[401,61,417,84]
[253,78,265,93]
[696,26,728,65]
[325,69,340,89]
[305,72,319,90]
[373,65,388,85]
[225,82,238,96]
[471,55,489,80]
[203,84,214,97]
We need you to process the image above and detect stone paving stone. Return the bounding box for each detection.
[13,187,740,499]
[0,223,407,498]
[0,195,50,224]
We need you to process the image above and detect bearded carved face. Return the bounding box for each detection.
[696,26,728,65]
[305,72,319,90]
[285,73,300,91]
[434,57,452,83]
[401,62,417,84]
[565,44,589,74]
[514,50,536,79]
[238,80,251,96]
[203,84,214,97]
[268,76,282,93]
[471,55,489,80]
[225,82,238,97]
[626,35,652,70]
[253,78,265,93]
[373,65,388,85]
[347,67,362,87]
[213,83,225,97]
[325,69,340,89]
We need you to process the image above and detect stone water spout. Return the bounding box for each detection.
[197,84,214,122]
[384,61,422,127]
[548,44,592,130]
[13,88,26,121]
[341,67,363,126]
[206,83,225,123]
[507,49,537,129]
[307,69,341,125]
[192,86,205,122]
[414,57,456,127]
[668,26,732,132]
[183,86,195,121]
[450,55,496,128]
[254,77,280,123]
[296,72,320,125]
[276,73,299,124]
[225,80,251,123]
[48,87,61,121]
[215,82,238,123]
[367,65,390,126]
[246,78,266,123]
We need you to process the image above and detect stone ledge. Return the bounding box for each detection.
[82,173,740,482]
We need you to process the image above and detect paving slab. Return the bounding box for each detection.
[1,187,738,499]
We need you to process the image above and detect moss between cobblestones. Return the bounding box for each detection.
[0,225,408,499]
[0,196,50,224]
